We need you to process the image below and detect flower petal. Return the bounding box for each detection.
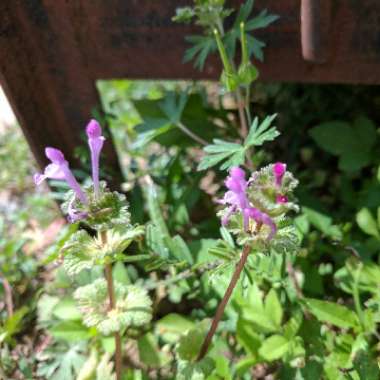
[45,147,66,164]
[44,163,65,180]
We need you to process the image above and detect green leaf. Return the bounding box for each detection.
[96,354,115,380]
[283,311,303,339]
[305,298,359,329]
[198,138,244,171]
[219,149,246,170]
[77,349,97,380]
[338,150,371,172]
[203,140,241,153]
[49,321,92,342]
[156,313,195,343]
[112,261,130,285]
[169,235,194,264]
[245,9,280,31]
[309,121,354,155]
[52,297,81,321]
[264,289,283,328]
[0,306,28,344]
[55,345,86,380]
[177,357,215,380]
[159,92,188,124]
[353,116,377,148]
[224,3,277,62]
[240,284,278,333]
[177,327,205,362]
[356,208,380,238]
[74,279,152,335]
[234,0,254,25]
[244,114,279,147]
[236,318,261,355]
[145,184,170,237]
[353,350,380,380]
[197,151,234,171]
[259,335,290,361]
[310,118,377,172]
[138,333,161,367]
[302,207,342,239]
[184,35,216,70]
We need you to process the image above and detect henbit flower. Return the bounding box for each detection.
[276,194,288,204]
[246,208,277,240]
[219,167,250,229]
[67,198,88,223]
[34,147,88,205]
[86,119,105,199]
[219,167,277,239]
[273,162,286,187]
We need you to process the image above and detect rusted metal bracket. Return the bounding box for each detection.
[301,0,331,63]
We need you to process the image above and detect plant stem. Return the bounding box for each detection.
[176,121,208,146]
[352,263,364,328]
[102,232,122,380]
[236,89,248,139]
[245,86,252,126]
[197,244,251,361]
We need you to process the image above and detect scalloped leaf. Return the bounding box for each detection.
[74,279,152,335]
[62,225,145,276]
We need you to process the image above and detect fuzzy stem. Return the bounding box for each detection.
[102,232,122,380]
[197,244,251,361]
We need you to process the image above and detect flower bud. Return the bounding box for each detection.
[86,119,102,139]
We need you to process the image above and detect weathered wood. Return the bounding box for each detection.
[67,0,380,83]
[1,0,380,184]
[0,1,122,187]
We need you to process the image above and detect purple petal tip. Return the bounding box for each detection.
[45,147,65,164]
[276,194,288,204]
[86,119,102,138]
[34,173,43,186]
[273,162,286,176]
[230,166,245,179]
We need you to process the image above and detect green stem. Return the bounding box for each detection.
[176,121,208,145]
[240,22,248,65]
[352,263,364,329]
[214,29,233,75]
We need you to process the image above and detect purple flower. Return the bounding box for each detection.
[276,194,288,204]
[219,167,276,239]
[219,167,250,229]
[86,119,105,198]
[273,162,286,187]
[34,147,88,205]
[247,208,277,240]
[67,198,88,223]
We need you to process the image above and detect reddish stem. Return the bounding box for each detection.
[197,244,251,361]
[102,232,122,380]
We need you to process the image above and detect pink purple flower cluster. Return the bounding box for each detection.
[218,166,277,240]
[34,119,105,221]
[273,162,288,204]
